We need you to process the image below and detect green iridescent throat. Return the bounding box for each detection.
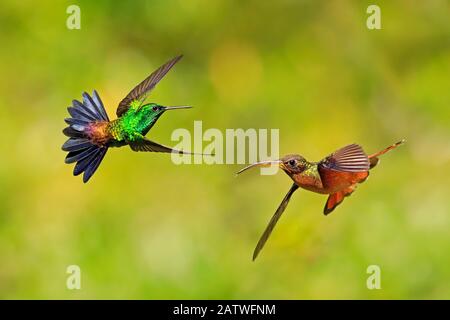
[109,103,163,142]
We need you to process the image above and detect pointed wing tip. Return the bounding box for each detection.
[252,250,259,261]
[167,54,183,66]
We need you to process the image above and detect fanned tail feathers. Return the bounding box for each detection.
[62,91,109,183]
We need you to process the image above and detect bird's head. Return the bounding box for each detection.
[146,103,192,117]
[236,154,307,176]
[279,154,307,174]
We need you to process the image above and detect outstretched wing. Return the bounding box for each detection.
[253,183,299,261]
[129,137,194,154]
[116,55,183,117]
[319,144,369,173]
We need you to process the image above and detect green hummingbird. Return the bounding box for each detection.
[62,55,198,183]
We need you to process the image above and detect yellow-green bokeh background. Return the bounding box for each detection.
[0,0,449,299]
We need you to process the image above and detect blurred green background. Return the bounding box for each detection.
[0,0,449,299]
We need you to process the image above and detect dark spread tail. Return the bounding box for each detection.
[62,91,109,183]
[369,139,405,169]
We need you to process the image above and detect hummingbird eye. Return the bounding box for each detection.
[152,106,159,111]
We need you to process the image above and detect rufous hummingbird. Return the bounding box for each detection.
[237,140,405,260]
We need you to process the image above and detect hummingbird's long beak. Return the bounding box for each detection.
[163,105,192,110]
[236,160,282,175]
